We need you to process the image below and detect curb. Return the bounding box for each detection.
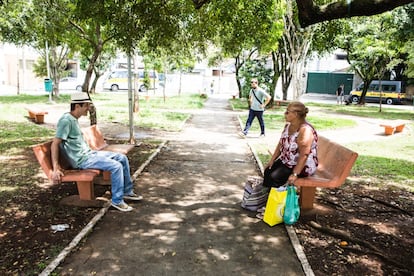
[39,141,167,276]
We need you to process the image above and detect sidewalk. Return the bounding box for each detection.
[52,94,307,275]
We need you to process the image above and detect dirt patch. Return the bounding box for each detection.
[0,138,161,275]
[296,182,414,275]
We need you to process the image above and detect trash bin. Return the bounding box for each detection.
[44,78,53,93]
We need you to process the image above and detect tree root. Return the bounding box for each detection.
[357,195,413,217]
[308,221,410,271]
[319,193,412,217]
[318,197,346,210]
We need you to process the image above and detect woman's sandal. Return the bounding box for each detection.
[256,212,264,220]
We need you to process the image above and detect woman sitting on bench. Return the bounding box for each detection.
[257,101,318,218]
[264,101,318,188]
[263,102,318,187]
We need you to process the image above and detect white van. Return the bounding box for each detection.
[346,80,405,105]
[103,69,158,92]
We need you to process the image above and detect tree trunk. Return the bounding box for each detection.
[48,45,70,99]
[89,73,101,94]
[82,41,103,125]
[234,55,243,98]
[132,55,139,113]
[281,2,313,100]
[270,51,282,105]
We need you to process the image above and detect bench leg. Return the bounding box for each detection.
[103,171,111,181]
[76,181,95,200]
[299,187,316,210]
[383,126,395,135]
[28,111,36,119]
[35,114,45,124]
[395,125,405,133]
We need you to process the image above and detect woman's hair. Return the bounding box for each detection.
[289,101,309,118]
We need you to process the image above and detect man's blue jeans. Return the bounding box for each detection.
[79,151,133,204]
[243,109,265,135]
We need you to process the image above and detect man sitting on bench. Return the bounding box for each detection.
[51,93,142,212]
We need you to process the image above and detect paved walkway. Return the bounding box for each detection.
[51,95,307,275]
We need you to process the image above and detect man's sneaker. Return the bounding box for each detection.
[259,134,265,138]
[124,192,143,201]
[111,201,133,212]
[238,131,246,138]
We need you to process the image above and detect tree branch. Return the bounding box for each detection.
[192,0,210,9]
[296,0,414,28]
[192,0,413,27]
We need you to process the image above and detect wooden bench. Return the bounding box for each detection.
[81,125,135,155]
[25,107,48,124]
[32,141,102,201]
[32,127,136,199]
[380,123,405,135]
[268,136,358,210]
[274,99,291,107]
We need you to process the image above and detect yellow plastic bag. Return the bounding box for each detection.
[263,187,287,226]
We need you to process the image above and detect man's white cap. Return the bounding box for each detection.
[71,93,92,103]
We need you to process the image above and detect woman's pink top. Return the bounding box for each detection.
[279,122,318,176]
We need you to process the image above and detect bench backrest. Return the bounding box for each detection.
[82,125,108,151]
[310,136,358,187]
[32,141,54,180]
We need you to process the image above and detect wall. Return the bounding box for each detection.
[0,43,44,94]
[306,72,354,95]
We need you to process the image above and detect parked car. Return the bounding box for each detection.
[345,80,405,105]
[103,69,159,92]
[59,77,83,91]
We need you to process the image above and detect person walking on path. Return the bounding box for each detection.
[336,84,345,104]
[51,93,143,212]
[240,78,271,137]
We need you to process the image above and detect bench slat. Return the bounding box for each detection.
[61,170,101,182]
[104,144,135,154]
[82,125,135,155]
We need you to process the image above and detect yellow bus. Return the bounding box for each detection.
[346,80,405,105]
[103,69,159,92]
